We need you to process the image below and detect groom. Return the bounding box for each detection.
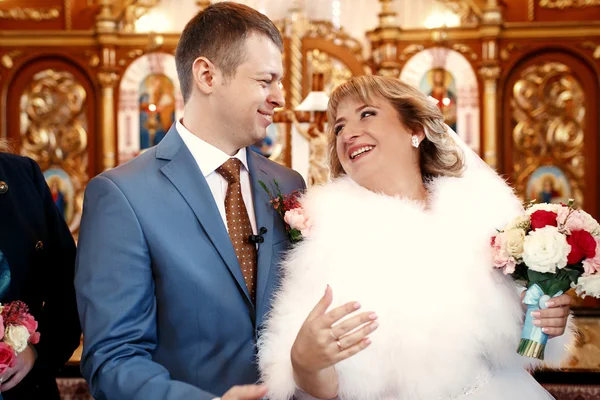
[75,3,305,399]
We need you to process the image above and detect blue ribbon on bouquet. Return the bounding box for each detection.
[521,284,563,346]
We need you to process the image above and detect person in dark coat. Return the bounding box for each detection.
[0,148,81,399]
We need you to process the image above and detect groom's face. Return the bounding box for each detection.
[334,96,416,192]
[210,33,285,151]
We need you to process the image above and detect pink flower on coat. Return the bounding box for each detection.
[284,208,312,237]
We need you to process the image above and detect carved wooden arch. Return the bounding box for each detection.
[501,49,599,218]
[301,36,368,98]
[399,46,482,154]
[4,55,97,168]
[4,55,98,234]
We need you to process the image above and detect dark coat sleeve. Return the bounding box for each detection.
[26,157,82,372]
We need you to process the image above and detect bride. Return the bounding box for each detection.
[258,76,573,400]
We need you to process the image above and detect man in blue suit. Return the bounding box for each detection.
[75,3,305,399]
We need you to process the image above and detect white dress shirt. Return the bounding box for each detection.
[176,120,257,236]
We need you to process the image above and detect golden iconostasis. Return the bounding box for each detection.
[1,0,600,372]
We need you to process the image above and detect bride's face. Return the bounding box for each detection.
[333,96,419,192]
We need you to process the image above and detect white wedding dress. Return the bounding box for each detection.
[258,130,574,400]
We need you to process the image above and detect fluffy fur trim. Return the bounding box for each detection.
[258,169,574,400]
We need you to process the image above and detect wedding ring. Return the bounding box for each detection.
[336,340,343,351]
[329,329,337,340]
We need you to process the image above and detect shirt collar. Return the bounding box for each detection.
[176,120,249,177]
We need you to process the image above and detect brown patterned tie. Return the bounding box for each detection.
[217,158,257,302]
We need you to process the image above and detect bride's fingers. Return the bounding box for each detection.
[331,312,377,338]
[334,337,373,363]
[321,301,362,328]
[534,317,568,328]
[336,320,379,350]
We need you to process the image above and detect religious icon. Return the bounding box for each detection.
[526,166,571,204]
[421,68,457,131]
[139,74,175,150]
[44,168,75,224]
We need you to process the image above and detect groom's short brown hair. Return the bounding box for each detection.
[175,2,284,103]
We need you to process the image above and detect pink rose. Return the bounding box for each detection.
[284,208,312,236]
[557,208,587,232]
[0,316,4,341]
[0,343,16,374]
[19,313,38,335]
[582,238,600,275]
[491,233,517,274]
[29,331,40,345]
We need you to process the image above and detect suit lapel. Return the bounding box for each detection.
[247,151,275,321]
[157,126,254,308]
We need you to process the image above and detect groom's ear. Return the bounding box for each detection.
[192,56,217,95]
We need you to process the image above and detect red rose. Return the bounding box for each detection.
[530,210,558,230]
[567,230,597,264]
[0,343,16,374]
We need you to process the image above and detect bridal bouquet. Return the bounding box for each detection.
[0,301,40,374]
[259,180,310,243]
[491,200,600,359]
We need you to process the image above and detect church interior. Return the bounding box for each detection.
[1,0,600,398]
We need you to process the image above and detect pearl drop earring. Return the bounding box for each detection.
[411,135,419,148]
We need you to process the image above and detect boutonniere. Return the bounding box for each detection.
[259,180,310,243]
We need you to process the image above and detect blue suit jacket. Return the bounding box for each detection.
[75,125,306,400]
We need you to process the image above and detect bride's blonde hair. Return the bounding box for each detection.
[327,75,464,180]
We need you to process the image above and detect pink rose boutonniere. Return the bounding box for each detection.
[259,180,309,243]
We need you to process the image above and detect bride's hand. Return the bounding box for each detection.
[290,285,378,397]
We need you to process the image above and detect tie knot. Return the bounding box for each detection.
[217,158,242,183]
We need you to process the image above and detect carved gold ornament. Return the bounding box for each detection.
[511,62,585,206]
[0,7,61,21]
[540,0,600,9]
[19,70,89,233]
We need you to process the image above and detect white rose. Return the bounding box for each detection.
[4,325,30,353]
[526,203,561,215]
[522,226,570,273]
[503,215,530,231]
[573,274,600,298]
[504,229,526,258]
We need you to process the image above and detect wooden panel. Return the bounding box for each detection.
[5,56,97,179]
[501,50,599,220]
[0,0,96,31]
[503,0,600,22]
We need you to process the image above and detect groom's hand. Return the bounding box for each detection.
[220,384,268,400]
[291,285,378,373]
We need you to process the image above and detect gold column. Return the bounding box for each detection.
[478,1,503,170]
[95,3,119,171]
[98,71,119,171]
[288,6,308,109]
[366,0,402,77]
[479,65,501,169]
